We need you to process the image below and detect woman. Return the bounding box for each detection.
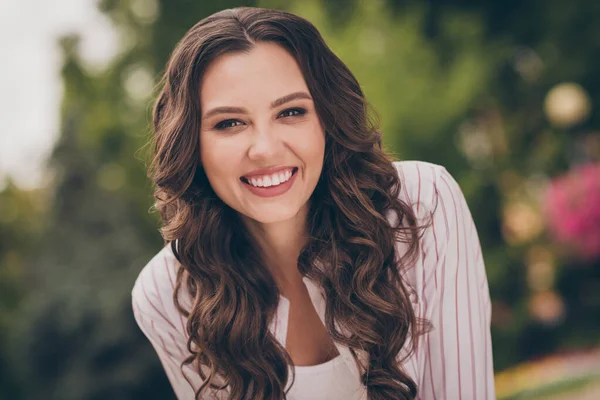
[132,6,495,400]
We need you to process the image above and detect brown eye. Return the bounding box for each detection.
[215,119,244,130]
[278,108,306,118]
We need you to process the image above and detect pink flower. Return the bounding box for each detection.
[543,163,600,261]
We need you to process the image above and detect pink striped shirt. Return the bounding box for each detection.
[132,160,496,399]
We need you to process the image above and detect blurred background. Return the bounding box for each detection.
[1,0,599,399]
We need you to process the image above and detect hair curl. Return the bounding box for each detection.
[148,6,431,400]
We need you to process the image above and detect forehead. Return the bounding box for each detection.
[200,42,309,108]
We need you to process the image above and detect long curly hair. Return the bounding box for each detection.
[148,6,431,400]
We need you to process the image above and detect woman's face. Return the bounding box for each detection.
[199,42,326,225]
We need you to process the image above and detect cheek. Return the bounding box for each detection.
[298,126,326,164]
[199,135,240,182]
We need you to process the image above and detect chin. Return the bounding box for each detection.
[245,205,303,225]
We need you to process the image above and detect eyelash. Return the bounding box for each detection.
[213,107,307,131]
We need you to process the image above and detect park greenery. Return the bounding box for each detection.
[1,0,599,398]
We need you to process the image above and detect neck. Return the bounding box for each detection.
[241,204,310,291]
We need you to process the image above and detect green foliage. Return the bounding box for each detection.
[0,180,46,399]
[1,0,600,398]
[281,0,496,162]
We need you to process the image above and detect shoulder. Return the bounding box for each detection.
[391,159,472,250]
[391,160,448,219]
[132,243,179,304]
[390,160,470,297]
[131,243,189,333]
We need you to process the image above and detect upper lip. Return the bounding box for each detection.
[242,166,297,178]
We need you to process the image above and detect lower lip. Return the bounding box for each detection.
[241,169,298,198]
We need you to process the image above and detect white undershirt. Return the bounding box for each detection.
[285,355,365,399]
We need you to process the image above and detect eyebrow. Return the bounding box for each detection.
[201,91,313,120]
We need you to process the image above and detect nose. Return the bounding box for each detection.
[247,125,284,161]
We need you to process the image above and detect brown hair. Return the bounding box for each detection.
[148,6,431,400]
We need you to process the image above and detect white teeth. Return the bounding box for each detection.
[245,169,294,187]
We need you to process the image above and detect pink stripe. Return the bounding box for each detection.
[398,165,412,209]
[431,167,440,292]
[480,255,491,397]
[179,366,197,396]
[441,173,479,397]
[134,292,182,390]
[165,362,181,387]
[151,263,167,311]
[438,190,450,238]
[475,245,483,271]
[478,277,488,398]
[416,164,422,213]
[150,319,169,352]
[458,181,477,397]
[431,216,439,291]
[434,176,448,393]
[169,331,198,392]
[164,253,188,337]
[410,357,419,386]
[141,281,178,331]
[426,333,437,399]
[414,168,430,396]
[472,241,487,398]
[169,331,187,358]
[162,351,187,392]
[143,289,197,395]
[440,173,463,399]
[412,167,436,398]
[484,301,490,398]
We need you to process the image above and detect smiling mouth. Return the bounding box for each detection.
[240,167,298,186]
